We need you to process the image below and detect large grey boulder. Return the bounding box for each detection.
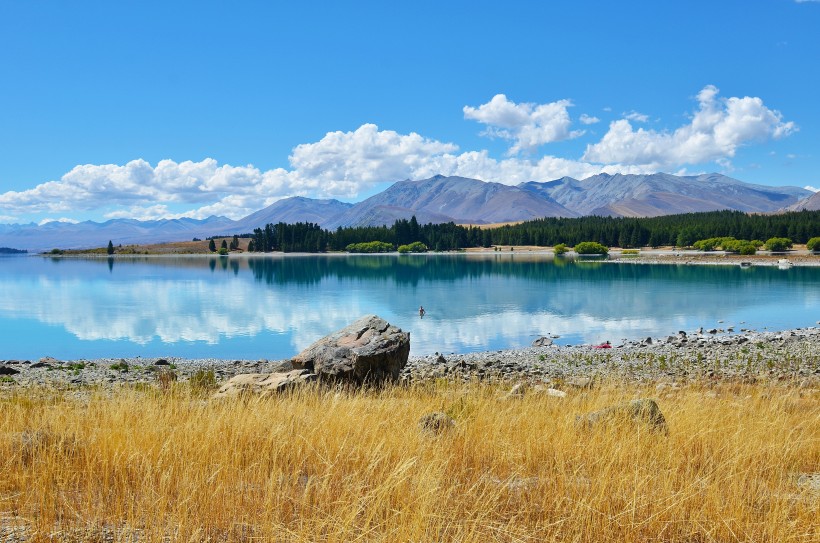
[291,315,410,383]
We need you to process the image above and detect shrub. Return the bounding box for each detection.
[574,241,609,255]
[737,243,757,255]
[398,241,429,253]
[621,249,640,255]
[764,237,793,252]
[553,243,568,255]
[345,241,394,253]
[217,247,229,256]
[807,237,820,252]
[49,248,64,255]
[110,361,129,372]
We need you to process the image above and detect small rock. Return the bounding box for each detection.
[213,369,316,398]
[566,376,592,389]
[0,365,20,375]
[154,358,170,366]
[708,329,718,334]
[507,382,527,397]
[418,411,455,435]
[578,398,668,434]
[532,336,554,347]
[436,354,447,364]
[543,387,567,398]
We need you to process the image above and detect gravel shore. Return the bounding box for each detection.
[2,327,819,391]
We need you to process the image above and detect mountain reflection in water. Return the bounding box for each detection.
[0,254,817,360]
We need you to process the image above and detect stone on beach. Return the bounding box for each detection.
[291,315,410,383]
[532,336,554,347]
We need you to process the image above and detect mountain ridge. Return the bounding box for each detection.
[0,173,811,251]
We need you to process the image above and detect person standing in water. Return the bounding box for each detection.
[419,306,426,318]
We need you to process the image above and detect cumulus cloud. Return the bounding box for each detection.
[463,94,583,154]
[288,123,458,194]
[582,85,796,169]
[579,114,600,125]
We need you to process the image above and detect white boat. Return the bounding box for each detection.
[739,261,752,268]
[777,258,792,268]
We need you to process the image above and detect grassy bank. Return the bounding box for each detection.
[1,382,818,542]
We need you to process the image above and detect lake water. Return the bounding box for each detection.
[1,254,818,361]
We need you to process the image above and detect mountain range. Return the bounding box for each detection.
[0,173,813,252]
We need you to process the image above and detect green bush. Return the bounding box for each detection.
[553,243,568,255]
[110,361,129,372]
[737,243,757,255]
[621,249,640,255]
[217,247,229,255]
[345,241,394,253]
[764,237,793,252]
[49,248,64,255]
[807,237,820,252]
[398,241,429,253]
[574,241,609,255]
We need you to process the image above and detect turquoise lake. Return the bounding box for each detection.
[1,254,818,361]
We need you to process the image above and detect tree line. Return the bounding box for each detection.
[237,210,819,253]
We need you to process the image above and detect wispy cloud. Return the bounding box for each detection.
[579,114,600,125]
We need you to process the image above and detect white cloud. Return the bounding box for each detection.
[579,114,600,125]
[583,85,796,169]
[288,123,458,194]
[38,217,79,226]
[623,111,649,123]
[805,185,819,192]
[463,94,583,154]
[0,86,798,224]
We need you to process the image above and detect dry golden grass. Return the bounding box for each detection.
[1,381,817,542]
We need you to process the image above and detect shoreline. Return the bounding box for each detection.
[3,326,819,391]
[29,248,820,267]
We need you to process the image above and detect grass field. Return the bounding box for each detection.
[1,381,817,542]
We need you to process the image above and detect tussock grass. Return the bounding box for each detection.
[1,381,817,542]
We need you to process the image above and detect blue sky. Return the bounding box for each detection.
[1,0,819,224]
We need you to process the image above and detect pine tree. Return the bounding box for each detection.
[106,240,114,255]
[208,239,216,252]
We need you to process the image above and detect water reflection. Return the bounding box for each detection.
[0,254,817,360]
